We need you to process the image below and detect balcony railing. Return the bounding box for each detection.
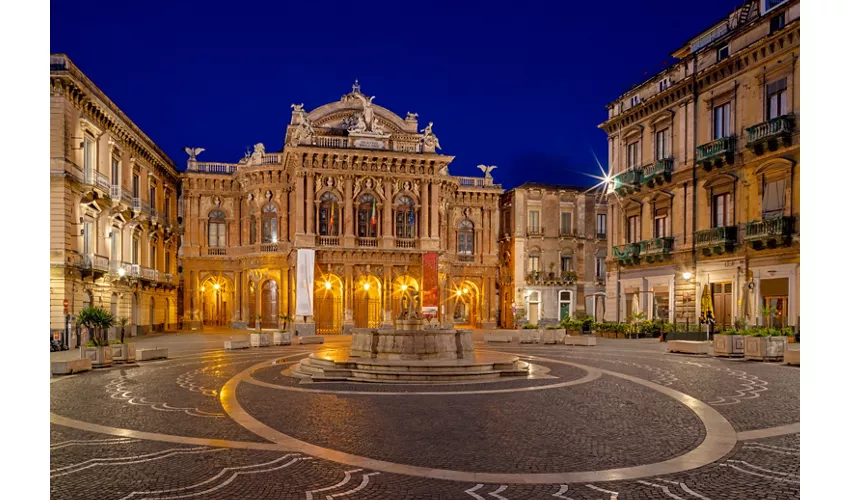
[121,190,133,206]
[613,243,641,265]
[525,271,578,285]
[188,162,237,175]
[746,114,794,154]
[318,235,340,247]
[641,158,673,187]
[163,273,174,285]
[456,176,501,189]
[81,253,109,272]
[140,267,158,282]
[132,197,142,213]
[129,264,141,278]
[357,237,378,248]
[610,168,642,195]
[696,136,736,169]
[526,228,543,237]
[96,172,110,192]
[396,238,416,249]
[559,229,580,238]
[208,247,227,256]
[260,243,278,253]
[596,232,607,240]
[640,237,674,262]
[695,226,737,255]
[110,185,123,200]
[458,254,475,263]
[745,216,794,250]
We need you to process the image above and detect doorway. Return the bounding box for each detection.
[712,282,733,329]
[760,277,789,328]
[315,274,343,334]
[354,276,381,328]
[526,291,540,325]
[261,280,279,329]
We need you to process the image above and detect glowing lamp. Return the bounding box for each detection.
[463,288,469,294]
[363,283,370,291]
[682,272,692,280]
[201,286,206,292]
[325,281,331,290]
[118,268,126,277]
[456,290,462,297]
[213,283,220,290]
[401,284,408,291]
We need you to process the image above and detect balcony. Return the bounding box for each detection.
[526,228,543,238]
[745,216,794,250]
[458,254,475,263]
[140,267,158,282]
[395,238,417,249]
[163,273,175,286]
[559,229,580,238]
[613,243,641,266]
[132,197,142,213]
[110,185,123,202]
[208,247,227,256]
[81,253,109,273]
[696,136,736,170]
[640,237,674,262]
[695,226,737,255]
[129,264,141,278]
[610,168,642,195]
[357,237,378,248]
[596,232,607,240]
[260,243,278,253]
[188,162,238,175]
[525,271,578,286]
[457,176,502,189]
[641,158,673,187]
[318,235,340,247]
[746,114,794,155]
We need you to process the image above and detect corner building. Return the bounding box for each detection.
[599,0,800,328]
[180,83,503,333]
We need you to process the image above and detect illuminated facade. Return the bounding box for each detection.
[599,0,800,328]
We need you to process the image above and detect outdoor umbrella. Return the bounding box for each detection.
[701,284,715,319]
[632,293,641,319]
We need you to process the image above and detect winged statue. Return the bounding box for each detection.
[477,165,497,178]
[184,147,205,161]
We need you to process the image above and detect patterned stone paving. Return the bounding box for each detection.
[50,335,800,499]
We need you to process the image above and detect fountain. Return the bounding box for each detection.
[292,295,529,383]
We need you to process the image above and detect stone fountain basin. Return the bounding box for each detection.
[350,327,474,361]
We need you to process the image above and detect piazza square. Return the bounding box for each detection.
[41,0,811,498]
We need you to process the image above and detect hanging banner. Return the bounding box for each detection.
[295,249,315,317]
[422,252,438,313]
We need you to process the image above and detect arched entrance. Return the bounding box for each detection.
[261,280,279,329]
[526,290,541,325]
[201,276,232,327]
[354,275,382,328]
[392,275,419,326]
[314,273,343,334]
[452,280,479,328]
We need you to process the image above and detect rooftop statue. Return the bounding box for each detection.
[477,165,498,179]
[421,122,441,151]
[184,147,205,161]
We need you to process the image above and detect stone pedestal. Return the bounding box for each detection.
[350,328,473,360]
[295,323,316,336]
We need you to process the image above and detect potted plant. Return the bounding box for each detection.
[713,328,745,357]
[781,326,795,343]
[111,317,136,363]
[563,319,583,337]
[78,306,115,368]
[543,324,561,344]
[274,314,293,345]
[520,323,538,343]
[743,327,787,361]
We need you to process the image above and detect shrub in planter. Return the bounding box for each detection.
[77,306,116,367]
[522,324,539,329]
[111,317,136,363]
[743,328,787,361]
[714,329,745,356]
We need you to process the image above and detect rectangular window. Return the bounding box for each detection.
[560,256,572,273]
[150,245,157,268]
[83,136,95,176]
[713,102,732,139]
[713,193,731,227]
[627,142,640,168]
[209,222,226,247]
[717,44,729,61]
[529,210,540,232]
[165,252,171,274]
[770,13,785,33]
[132,174,140,198]
[458,231,474,255]
[111,157,120,186]
[658,78,670,92]
[528,256,540,272]
[597,214,607,237]
[164,196,171,219]
[762,179,786,219]
[766,78,788,120]
[654,207,668,238]
[629,95,641,107]
[655,128,671,160]
[83,221,93,255]
[149,185,156,211]
[595,257,606,278]
[628,215,640,243]
[560,212,572,235]
[132,238,139,265]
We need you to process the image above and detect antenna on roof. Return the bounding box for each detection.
[352,79,361,94]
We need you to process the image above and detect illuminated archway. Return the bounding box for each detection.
[452,279,480,328]
[392,275,420,326]
[354,274,382,328]
[314,273,343,334]
[201,275,233,327]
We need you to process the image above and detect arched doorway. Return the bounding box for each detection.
[453,280,479,327]
[261,280,279,329]
[558,290,573,321]
[392,275,419,326]
[354,275,382,328]
[314,273,343,334]
[526,290,540,325]
[201,276,232,327]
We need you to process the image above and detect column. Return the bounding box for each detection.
[482,209,490,256]
[280,187,289,242]
[196,196,202,249]
[382,266,393,326]
[490,207,499,256]
[420,182,429,239]
[306,173,315,235]
[430,180,439,240]
[382,182,392,243]
[295,173,305,235]
[344,175,354,238]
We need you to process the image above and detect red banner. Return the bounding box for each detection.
[422,252,438,308]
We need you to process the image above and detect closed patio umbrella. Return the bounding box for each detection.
[701,284,715,339]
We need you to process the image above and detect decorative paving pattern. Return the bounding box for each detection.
[50,335,800,499]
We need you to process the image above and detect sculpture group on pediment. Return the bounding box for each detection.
[421,122,441,151]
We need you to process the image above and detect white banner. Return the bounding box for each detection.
[295,249,315,317]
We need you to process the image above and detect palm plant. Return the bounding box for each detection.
[279,314,291,331]
[77,306,115,346]
[760,305,777,329]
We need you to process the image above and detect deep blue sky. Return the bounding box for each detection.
[50,0,741,189]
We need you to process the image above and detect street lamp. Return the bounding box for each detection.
[325,281,332,290]
[682,272,692,280]
[213,283,220,290]
[118,267,126,277]
[363,282,370,291]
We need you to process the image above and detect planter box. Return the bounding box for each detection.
[81,346,113,368]
[298,335,325,345]
[784,348,800,365]
[225,340,250,350]
[273,332,292,346]
[519,331,538,343]
[250,333,271,347]
[593,331,602,337]
[713,335,744,357]
[52,359,92,375]
[542,330,557,344]
[137,348,168,361]
[567,329,582,337]
[484,333,511,343]
[667,340,711,355]
[744,336,786,361]
[554,330,566,344]
[564,336,597,346]
[616,333,627,339]
[111,343,137,363]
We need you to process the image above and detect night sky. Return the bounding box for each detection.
[50,0,742,189]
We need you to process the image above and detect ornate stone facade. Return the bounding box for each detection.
[180,83,503,332]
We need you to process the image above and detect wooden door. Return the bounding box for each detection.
[712,282,733,329]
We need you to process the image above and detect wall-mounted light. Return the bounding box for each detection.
[118,268,126,277]
[456,290,462,297]
[400,284,408,291]
[363,283,370,291]
[213,283,220,290]
[682,272,692,280]
[463,288,469,294]
[325,281,332,290]
[201,286,206,292]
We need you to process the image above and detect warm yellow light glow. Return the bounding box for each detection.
[401,284,408,291]
[682,272,692,280]
[118,268,126,277]
[201,286,206,292]
[463,288,469,294]
[363,283,370,291]
[325,281,332,290]
[213,283,220,290]
[456,290,462,297]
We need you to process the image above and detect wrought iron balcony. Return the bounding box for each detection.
[746,114,794,155]
[696,136,736,170]
[641,158,673,187]
[609,168,642,195]
[596,232,607,240]
[525,270,577,285]
[357,237,378,248]
[640,237,674,262]
[140,267,158,282]
[395,238,416,249]
[132,197,142,213]
[129,264,141,278]
[613,243,641,266]
[318,235,340,247]
[208,247,227,256]
[110,185,123,201]
[559,229,580,238]
[526,228,544,237]
[745,216,794,250]
[695,226,738,255]
[260,243,278,253]
[81,253,109,273]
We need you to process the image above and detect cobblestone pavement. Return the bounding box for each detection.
[50,335,800,499]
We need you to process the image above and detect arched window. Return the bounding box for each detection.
[458,219,474,255]
[261,204,278,243]
[209,210,226,248]
[395,196,415,239]
[357,194,377,238]
[249,209,257,245]
[318,192,340,236]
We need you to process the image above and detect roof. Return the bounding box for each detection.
[513,181,599,193]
